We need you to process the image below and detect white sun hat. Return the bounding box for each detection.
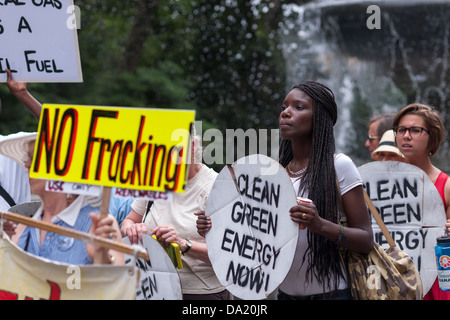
[372,129,404,157]
[0,132,38,169]
[0,131,104,208]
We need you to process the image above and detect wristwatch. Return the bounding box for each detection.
[182,239,192,255]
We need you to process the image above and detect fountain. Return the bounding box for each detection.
[281,0,450,171]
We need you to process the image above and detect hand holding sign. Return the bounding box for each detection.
[195,210,210,237]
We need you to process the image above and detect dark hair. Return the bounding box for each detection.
[393,103,444,157]
[369,113,396,138]
[279,81,344,289]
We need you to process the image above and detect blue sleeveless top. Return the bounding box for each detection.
[17,200,98,265]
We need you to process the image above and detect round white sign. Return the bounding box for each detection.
[123,233,182,300]
[358,161,447,294]
[205,154,299,299]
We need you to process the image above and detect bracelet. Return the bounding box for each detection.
[336,225,345,248]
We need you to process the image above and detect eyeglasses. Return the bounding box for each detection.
[367,134,379,142]
[394,126,429,138]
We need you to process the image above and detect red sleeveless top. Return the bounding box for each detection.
[435,171,448,209]
[424,171,450,300]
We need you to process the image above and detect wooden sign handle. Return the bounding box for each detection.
[1,209,149,261]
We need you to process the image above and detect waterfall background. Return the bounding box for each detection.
[280,0,450,171]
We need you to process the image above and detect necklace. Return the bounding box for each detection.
[288,162,307,176]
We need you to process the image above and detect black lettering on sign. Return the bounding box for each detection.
[32,0,62,9]
[366,177,419,201]
[237,174,280,207]
[1,0,26,6]
[230,201,278,236]
[138,274,158,300]
[0,58,18,73]
[225,261,270,294]
[24,50,64,73]
[18,16,32,33]
[220,229,280,269]
[377,202,421,224]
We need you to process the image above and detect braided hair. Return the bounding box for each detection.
[279,81,344,290]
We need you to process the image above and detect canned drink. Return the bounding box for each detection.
[297,197,312,204]
[435,235,450,291]
[296,197,311,230]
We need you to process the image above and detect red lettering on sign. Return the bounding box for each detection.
[0,280,61,300]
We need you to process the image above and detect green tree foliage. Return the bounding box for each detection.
[0,0,290,145]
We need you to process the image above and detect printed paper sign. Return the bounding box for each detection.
[123,234,182,300]
[29,104,195,193]
[358,161,447,293]
[0,0,83,82]
[113,188,173,202]
[205,154,298,299]
[45,180,102,196]
[0,235,137,300]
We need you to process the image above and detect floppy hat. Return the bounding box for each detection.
[372,129,404,157]
[0,132,38,169]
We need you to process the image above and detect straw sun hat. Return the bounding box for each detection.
[0,132,38,169]
[0,131,103,208]
[372,129,404,158]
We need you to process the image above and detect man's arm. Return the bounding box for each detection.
[6,69,42,119]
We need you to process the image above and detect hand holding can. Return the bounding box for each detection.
[297,197,312,230]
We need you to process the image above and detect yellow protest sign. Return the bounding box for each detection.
[29,104,195,193]
[0,236,137,300]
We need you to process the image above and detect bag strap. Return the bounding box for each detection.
[0,184,16,208]
[142,200,154,223]
[363,188,396,247]
[333,153,395,248]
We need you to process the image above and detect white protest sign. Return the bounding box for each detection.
[0,0,82,82]
[358,161,447,294]
[123,234,182,300]
[205,154,298,300]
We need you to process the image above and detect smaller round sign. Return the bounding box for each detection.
[358,161,447,294]
[123,233,182,300]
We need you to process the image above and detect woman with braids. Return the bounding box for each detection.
[275,81,373,300]
[197,81,373,300]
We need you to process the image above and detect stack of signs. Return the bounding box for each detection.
[123,233,182,300]
[205,154,298,299]
[358,161,447,294]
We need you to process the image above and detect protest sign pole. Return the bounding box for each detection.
[363,189,396,247]
[1,210,149,260]
[100,187,112,218]
[94,186,113,264]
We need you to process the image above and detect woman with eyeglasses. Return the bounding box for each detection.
[393,103,450,300]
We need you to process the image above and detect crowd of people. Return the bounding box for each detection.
[1,69,450,300]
